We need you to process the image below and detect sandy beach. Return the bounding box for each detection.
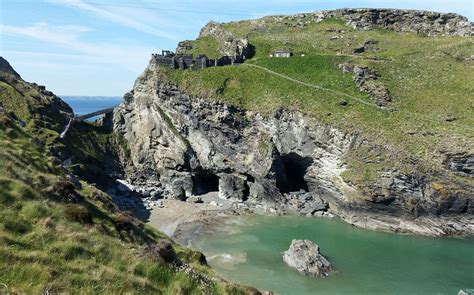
[147,192,244,245]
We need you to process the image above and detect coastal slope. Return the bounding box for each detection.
[0,57,258,294]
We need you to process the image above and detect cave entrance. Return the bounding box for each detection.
[192,170,219,195]
[274,152,313,194]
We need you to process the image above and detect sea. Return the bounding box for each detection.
[61,96,123,119]
[193,215,474,295]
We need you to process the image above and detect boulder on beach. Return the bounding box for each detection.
[282,239,332,277]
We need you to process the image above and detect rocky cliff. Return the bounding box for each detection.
[278,8,473,36]
[113,54,473,236]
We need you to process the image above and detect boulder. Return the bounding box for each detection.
[283,239,332,277]
[144,240,179,264]
[299,202,327,215]
[353,46,365,53]
[187,196,204,203]
[218,173,248,201]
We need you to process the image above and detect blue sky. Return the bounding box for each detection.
[1,0,472,96]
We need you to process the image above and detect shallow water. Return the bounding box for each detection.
[193,215,474,295]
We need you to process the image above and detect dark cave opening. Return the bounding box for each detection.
[274,152,313,194]
[192,170,219,195]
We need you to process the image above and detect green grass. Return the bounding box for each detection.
[0,105,254,294]
[187,35,222,58]
[0,72,71,151]
[160,16,474,191]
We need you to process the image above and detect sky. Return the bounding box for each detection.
[0,0,473,96]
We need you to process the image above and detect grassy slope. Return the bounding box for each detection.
[188,36,222,59]
[161,17,474,189]
[0,71,255,293]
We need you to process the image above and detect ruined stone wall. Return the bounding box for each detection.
[152,53,239,70]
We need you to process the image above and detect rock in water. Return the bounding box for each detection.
[282,239,332,277]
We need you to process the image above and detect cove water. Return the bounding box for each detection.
[193,215,474,295]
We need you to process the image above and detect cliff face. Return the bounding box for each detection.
[113,57,473,236]
[114,59,351,201]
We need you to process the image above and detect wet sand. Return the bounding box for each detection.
[147,192,241,245]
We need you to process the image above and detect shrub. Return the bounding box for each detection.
[63,204,93,225]
[53,180,75,196]
[144,240,179,264]
[114,214,141,232]
[0,113,13,128]
[51,180,83,203]
[91,191,118,213]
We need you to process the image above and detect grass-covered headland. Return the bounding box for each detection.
[163,16,474,193]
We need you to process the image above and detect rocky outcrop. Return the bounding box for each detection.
[218,173,249,201]
[282,239,332,277]
[199,21,252,59]
[272,9,472,37]
[317,9,473,37]
[175,21,252,61]
[112,57,473,236]
[339,63,391,107]
[175,41,193,55]
[444,154,474,177]
[0,57,20,78]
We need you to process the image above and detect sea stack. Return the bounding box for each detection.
[283,239,333,277]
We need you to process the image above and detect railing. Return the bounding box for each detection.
[74,107,116,122]
[60,106,117,138]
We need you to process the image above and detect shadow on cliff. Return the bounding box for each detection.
[108,182,152,222]
[63,121,152,221]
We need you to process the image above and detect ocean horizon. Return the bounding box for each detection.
[61,95,122,116]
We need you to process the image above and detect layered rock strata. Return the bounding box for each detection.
[112,57,473,237]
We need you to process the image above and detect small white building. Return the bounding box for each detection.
[272,50,292,58]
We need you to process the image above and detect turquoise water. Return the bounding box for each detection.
[193,215,474,295]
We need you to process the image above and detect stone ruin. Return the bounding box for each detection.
[152,50,244,70]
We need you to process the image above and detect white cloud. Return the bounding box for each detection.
[46,0,181,39]
[1,22,90,44]
[0,22,155,72]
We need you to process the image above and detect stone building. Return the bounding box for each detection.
[272,50,292,58]
[152,50,242,70]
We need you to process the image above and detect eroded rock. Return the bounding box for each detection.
[283,239,332,277]
[339,63,391,107]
